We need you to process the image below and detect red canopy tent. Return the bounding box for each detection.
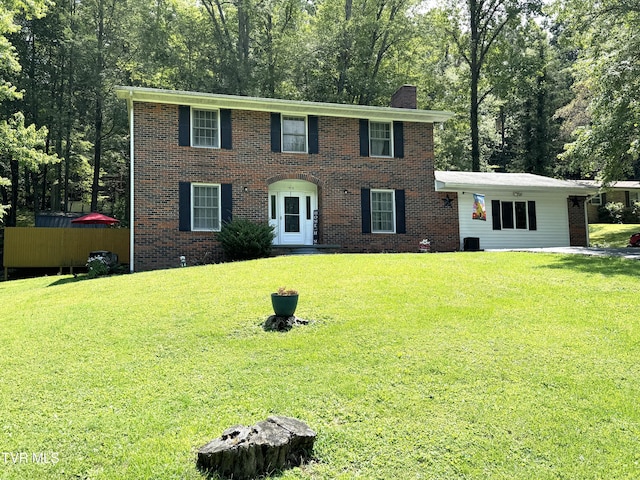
[71,213,120,225]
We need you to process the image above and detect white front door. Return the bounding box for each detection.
[269,180,317,245]
[281,193,305,244]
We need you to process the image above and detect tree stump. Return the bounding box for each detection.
[263,315,308,332]
[196,416,316,479]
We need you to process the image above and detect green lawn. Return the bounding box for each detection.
[590,223,640,247]
[1,253,639,479]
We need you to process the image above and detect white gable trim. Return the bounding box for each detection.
[115,86,454,124]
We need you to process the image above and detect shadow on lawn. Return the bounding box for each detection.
[543,254,640,278]
[47,275,87,287]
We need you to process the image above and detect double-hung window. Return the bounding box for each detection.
[282,116,307,153]
[369,122,392,157]
[192,109,219,148]
[192,183,221,231]
[371,189,395,233]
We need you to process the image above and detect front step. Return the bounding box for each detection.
[272,244,341,256]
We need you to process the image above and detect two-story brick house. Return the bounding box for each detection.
[115,85,595,272]
[116,85,463,271]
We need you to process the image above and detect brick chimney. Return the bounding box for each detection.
[391,85,417,109]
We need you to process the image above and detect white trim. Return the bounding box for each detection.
[191,183,222,232]
[371,189,396,234]
[128,92,135,273]
[268,180,317,245]
[115,86,454,124]
[190,107,220,149]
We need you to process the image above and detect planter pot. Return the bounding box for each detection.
[271,293,299,317]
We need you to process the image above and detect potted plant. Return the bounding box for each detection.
[271,287,299,317]
[419,239,431,253]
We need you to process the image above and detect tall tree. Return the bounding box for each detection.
[304,0,415,105]
[445,0,540,171]
[0,0,59,224]
[556,0,640,182]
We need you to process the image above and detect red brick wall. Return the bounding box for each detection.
[567,197,589,246]
[131,102,459,271]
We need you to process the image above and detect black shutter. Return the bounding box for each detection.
[359,119,369,157]
[270,113,281,152]
[308,115,319,154]
[178,105,190,146]
[395,189,406,233]
[601,193,607,204]
[221,184,233,224]
[179,182,191,231]
[393,121,404,159]
[361,188,371,234]
[528,201,537,231]
[491,200,501,230]
[220,109,232,150]
[625,191,631,207]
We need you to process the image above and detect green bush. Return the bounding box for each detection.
[217,218,275,261]
[603,201,625,223]
[87,257,110,279]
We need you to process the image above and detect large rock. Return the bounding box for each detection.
[197,416,316,479]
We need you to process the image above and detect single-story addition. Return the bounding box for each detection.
[115,85,596,272]
[434,171,598,251]
[580,180,640,223]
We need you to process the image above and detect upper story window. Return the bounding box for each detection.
[192,183,220,231]
[369,122,392,157]
[282,116,307,153]
[192,109,220,148]
[371,189,396,233]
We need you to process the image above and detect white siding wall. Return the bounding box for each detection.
[456,191,570,250]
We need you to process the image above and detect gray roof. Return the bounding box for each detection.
[434,171,598,194]
[577,179,640,190]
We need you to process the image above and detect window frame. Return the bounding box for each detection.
[191,183,221,232]
[369,121,393,158]
[370,189,396,233]
[493,200,536,231]
[191,108,220,149]
[281,115,308,153]
[589,194,602,205]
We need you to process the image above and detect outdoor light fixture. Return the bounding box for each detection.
[513,192,523,197]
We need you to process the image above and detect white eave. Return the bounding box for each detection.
[115,86,454,124]
[434,171,600,196]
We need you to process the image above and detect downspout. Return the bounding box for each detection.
[128,91,135,272]
[584,196,590,247]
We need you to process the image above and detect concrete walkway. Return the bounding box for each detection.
[486,246,640,260]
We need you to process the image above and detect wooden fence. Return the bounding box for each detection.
[3,227,129,279]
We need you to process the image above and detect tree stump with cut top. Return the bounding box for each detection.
[196,416,316,479]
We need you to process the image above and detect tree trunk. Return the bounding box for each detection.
[91,0,105,212]
[8,159,18,227]
[469,0,480,172]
